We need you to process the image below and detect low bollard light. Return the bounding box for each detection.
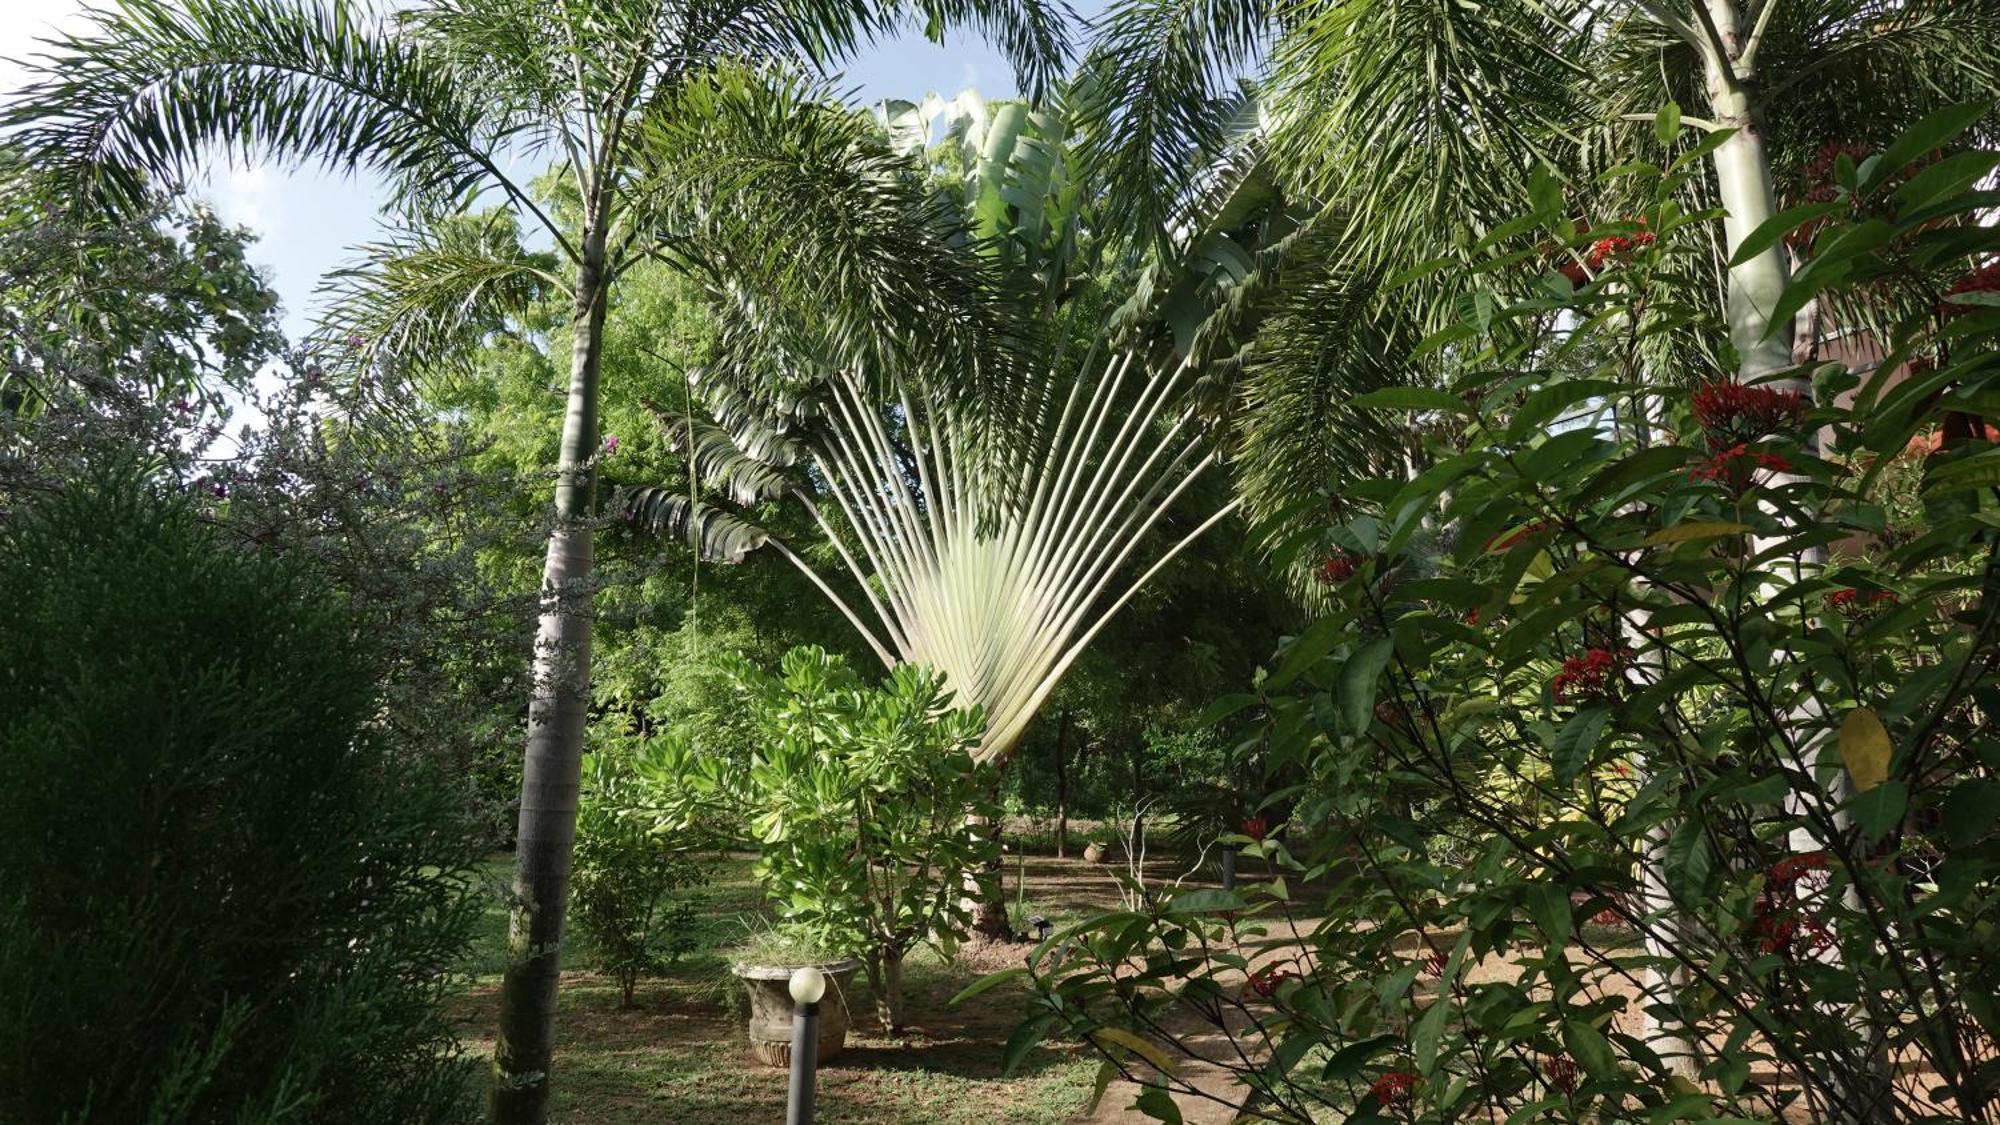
[785,966,826,1125]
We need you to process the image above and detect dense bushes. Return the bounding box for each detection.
[0,467,482,1124]
[641,646,999,1030]
[1016,119,2000,1122]
[571,747,708,1007]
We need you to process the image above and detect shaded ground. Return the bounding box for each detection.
[446,851,1182,1123]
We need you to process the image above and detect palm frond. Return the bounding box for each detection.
[2,0,514,219]
[1069,0,1272,246]
[1230,252,1428,578]
[614,484,770,562]
[1266,0,1590,281]
[312,210,564,388]
[664,412,801,505]
[890,0,1076,99]
[630,63,1039,477]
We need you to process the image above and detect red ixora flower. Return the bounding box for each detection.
[1316,552,1363,585]
[1753,912,1834,955]
[1768,850,1831,887]
[1551,647,1632,704]
[1690,380,1808,449]
[1941,261,2000,318]
[1242,816,1269,842]
[1246,965,1294,999]
[1689,443,1793,485]
[1826,587,1896,614]
[1370,1071,1420,1105]
[1800,141,1872,204]
[1584,220,1656,270]
[1541,1054,1583,1095]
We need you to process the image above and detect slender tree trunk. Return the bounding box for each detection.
[1053,709,1071,859]
[1698,11,1792,381]
[865,950,905,1032]
[490,229,610,1125]
[972,775,1011,939]
[1698,14,1893,1117]
[1129,742,1144,844]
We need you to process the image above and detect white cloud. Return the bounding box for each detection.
[199,161,283,238]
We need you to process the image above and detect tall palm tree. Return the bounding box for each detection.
[1073,0,1999,553]
[2,3,1064,1120]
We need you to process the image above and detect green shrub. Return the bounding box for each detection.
[571,747,708,1007]
[0,466,481,1124]
[642,646,998,1030]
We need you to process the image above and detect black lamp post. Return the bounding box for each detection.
[785,966,825,1125]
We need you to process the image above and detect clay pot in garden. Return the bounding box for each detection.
[1082,841,1108,864]
[732,960,862,1068]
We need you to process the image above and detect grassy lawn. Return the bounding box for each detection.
[449,854,1110,1123]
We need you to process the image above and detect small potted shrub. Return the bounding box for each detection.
[642,646,1000,1053]
[727,927,862,1067]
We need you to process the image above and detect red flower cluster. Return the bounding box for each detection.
[1690,380,1808,449]
[1941,261,2000,317]
[1586,223,1656,270]
[1552,647,1631,704]
[1754,912,1834,955]
[1246,965,1294,999]
[1370,1071,1420,1105]
[1317,552,1362,585]
[1769,850,1831,886]
[1689,443,1793,484]
[1422,949,1449,978]
[1827,587,1896,614]
[1541,1054,1583,1095]
[1754,851,1835,955]
[1800,141,1873,205]
[1242,816,1269,842]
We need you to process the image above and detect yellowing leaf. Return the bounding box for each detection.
[1091,1027,1179,1076]
[1642,521,1753,546]
[1841,709,1892,792]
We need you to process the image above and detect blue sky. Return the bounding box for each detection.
[1,3,1057,341]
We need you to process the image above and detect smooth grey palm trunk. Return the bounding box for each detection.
[491,237,609,1124]
[1692,9,1893,1117]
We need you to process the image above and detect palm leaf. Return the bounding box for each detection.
[313,210,564,387]
[3,0,512,217]
[614,485,770,562]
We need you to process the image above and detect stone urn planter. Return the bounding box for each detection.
[1082,840,1109,864]
[732,959,862,1068]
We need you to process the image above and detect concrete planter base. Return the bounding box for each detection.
[731,959,862,1068]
